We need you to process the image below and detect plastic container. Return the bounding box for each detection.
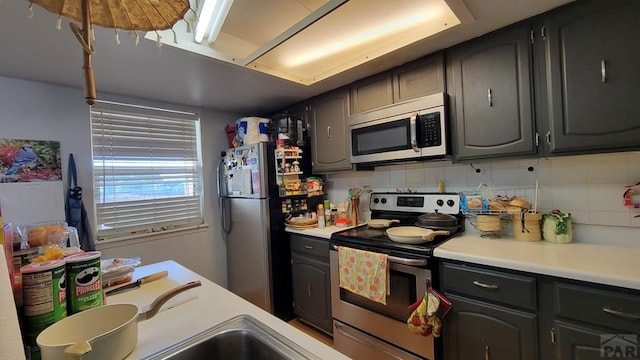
[513,212,542,241]
[225,124,236,148]
[317,205,325,229]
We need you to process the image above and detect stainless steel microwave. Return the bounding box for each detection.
[349,93,448,164]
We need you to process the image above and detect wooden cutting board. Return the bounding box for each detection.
[105,277,199,312]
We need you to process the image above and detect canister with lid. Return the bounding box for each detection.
[65,251,103,315]
[21,260,67,358]
[513,212,542,241]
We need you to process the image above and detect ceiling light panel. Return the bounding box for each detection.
[249,0,462,84]
[213,0,329,58]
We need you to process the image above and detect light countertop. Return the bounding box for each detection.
[434,234,640,291]
[286,224,364,239]
[106,260,348,360]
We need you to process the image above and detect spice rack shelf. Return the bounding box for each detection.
[275,147,322,198]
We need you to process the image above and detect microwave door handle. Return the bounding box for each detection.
[410,113,419,152]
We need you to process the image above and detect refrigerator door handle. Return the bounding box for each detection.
[216,158,224,198]
[222,197,232,234]
[217,157,232,234]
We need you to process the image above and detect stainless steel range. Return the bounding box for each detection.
[330,192,462,360]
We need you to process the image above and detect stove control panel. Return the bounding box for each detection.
[370,192,460,214]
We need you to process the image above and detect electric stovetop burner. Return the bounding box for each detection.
[330,192,463,258]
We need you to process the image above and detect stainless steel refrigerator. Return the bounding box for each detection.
[217,142,273,312]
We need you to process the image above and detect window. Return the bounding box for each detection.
[91,102,203,240]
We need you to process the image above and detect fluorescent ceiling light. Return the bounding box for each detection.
[194,0,234,44]
[249,0,467,84]
[282,5,445,68]
[148,0,473,85]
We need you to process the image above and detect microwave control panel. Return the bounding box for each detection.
[419,112,442,147]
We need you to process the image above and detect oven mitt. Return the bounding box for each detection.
[407,287,452,337]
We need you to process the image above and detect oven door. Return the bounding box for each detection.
[330,249,434,359]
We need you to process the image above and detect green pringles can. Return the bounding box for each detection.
[21,260,67,359]
[65,251,103,314]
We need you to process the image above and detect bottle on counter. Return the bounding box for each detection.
[324,200,331,225]
[317,204,325,229]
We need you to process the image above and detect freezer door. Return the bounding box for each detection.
[226,197,272,313]
[221,143,269,198]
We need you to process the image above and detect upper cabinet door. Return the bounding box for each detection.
[310,89,352,172]
[541,0,640,155]
[349,73,393,115]
[448,23,537,162]
[393,52,445,103]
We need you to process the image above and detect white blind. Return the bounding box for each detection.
[91,102,203,240]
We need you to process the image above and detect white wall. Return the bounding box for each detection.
[324,153,640,244]
[0,76,239,286]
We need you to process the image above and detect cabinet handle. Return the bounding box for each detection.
[487,88,493,107]
[473,280,499,290]
[326,125,331,138]
[308,283,312,297]
[546,131,551,145]
[602,306,640,321]
[485,345,490,360]
[304,245,313,250]
[601,60,607,83]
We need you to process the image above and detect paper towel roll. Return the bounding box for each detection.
[236,117,270,145]
[0,244,26,360]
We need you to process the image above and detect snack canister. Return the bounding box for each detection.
[21,260,67,358]
[65,251,103,315]
[513,212,542,241]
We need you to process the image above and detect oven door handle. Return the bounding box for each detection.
[331,245,428,266]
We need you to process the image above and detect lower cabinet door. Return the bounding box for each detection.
[555,321,634,360]
[444,293,538,360]
[291,253,332,334]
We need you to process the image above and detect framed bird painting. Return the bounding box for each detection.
[0,139,62,183]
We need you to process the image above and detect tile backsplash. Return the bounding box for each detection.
[325,152,640,229]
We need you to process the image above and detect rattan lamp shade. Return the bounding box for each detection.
[27,0,190,104]
[29,0,190,31]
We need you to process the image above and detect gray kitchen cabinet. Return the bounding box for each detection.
[447,22,537,162]
[349,52,445,114]
[548,281,640,360]
[554,321,610,360]
[309,88,352,172]
[536,0,640,155]
[441,260,640,360]
[393,52,445,104]
[444,294,538,360]
[440,261,539,360]
[290,234,332,335]
[349,72,393,114]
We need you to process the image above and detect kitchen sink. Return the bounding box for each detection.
[142,315,319,360]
